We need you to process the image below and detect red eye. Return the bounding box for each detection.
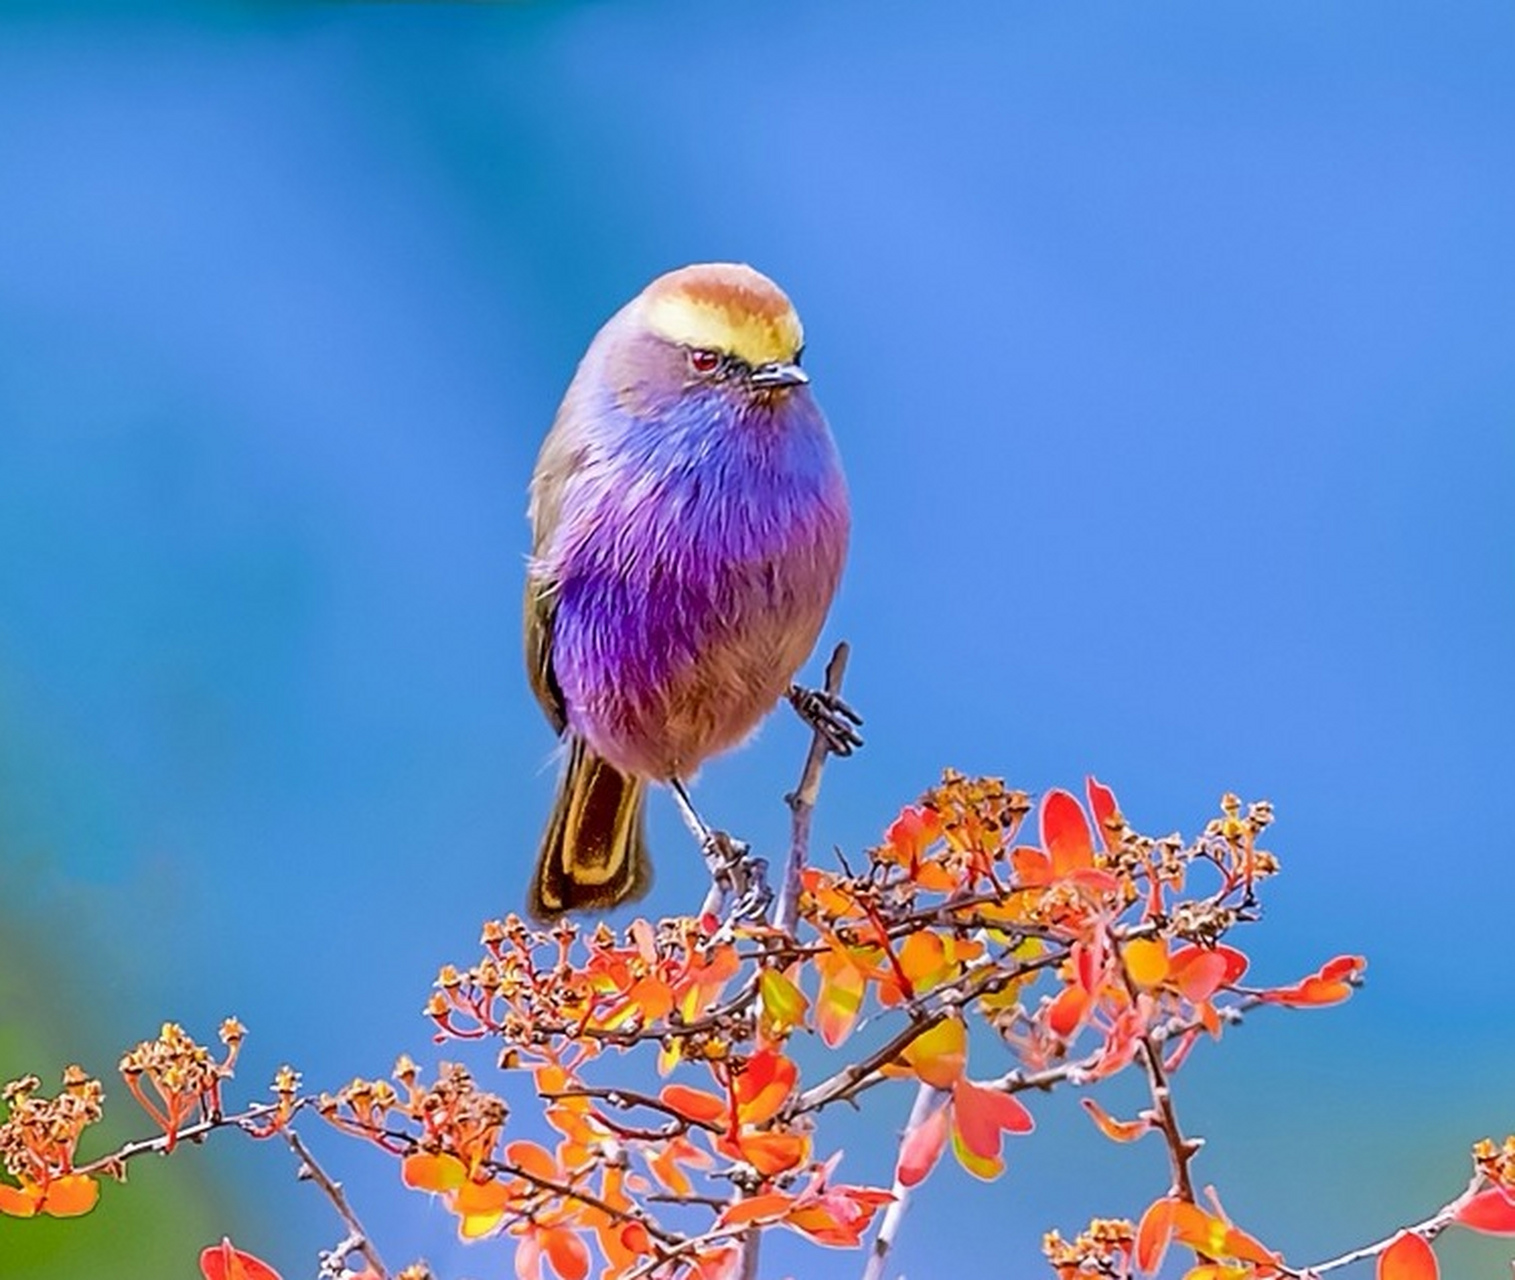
[689,348,721,374]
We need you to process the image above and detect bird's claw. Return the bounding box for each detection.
[699,832,772,926]
[788,684,864,757]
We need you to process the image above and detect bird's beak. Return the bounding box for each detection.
[748,361,809,389]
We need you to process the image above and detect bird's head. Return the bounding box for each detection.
[603,263,812,415]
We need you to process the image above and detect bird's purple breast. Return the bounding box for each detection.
[543,390,849,779]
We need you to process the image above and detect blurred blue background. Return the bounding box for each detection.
[1,2,1511,1277]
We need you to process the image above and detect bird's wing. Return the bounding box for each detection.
[524,395,587,737]
[524,575,567,735]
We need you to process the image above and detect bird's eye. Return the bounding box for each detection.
[688,348,721,375]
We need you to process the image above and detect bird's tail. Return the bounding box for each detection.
[529,738,651,918]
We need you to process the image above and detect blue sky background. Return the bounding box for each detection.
[1,3,1512,1277]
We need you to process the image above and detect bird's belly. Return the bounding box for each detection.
[556,541,841,780]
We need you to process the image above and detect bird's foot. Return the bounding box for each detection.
[788,683,864,757]
[698,831,773,925]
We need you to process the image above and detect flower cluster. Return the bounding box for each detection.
[0,1066,103,1218]
[118,1018,244,1149]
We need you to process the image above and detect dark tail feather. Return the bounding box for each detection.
[529,739,650,919]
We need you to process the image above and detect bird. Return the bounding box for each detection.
[523,262,851,918]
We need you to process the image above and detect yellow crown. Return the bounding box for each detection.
[641,263,804,368]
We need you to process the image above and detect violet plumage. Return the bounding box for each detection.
[524,263,849,917]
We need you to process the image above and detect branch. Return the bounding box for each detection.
[74,1101,295,1177]
[1115,939,1199,1204]
[1285,1175,1481,1278]
[775,642,851,934]
[285,1127,389,1280]
[790,946,1068,1117]
[860,1081,945,1280]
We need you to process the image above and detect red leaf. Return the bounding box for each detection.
[1086,776,1120,850]
[1040,789,1095,876]
[1262,955,1366,1007]
[896,1101,950,1187]
[1168,947,1231,1002]
[1047,984,1091,1039]
[1378,1230,1438,1280]
[200,1239,284,1280]
[950,1079,1033,1160]
[1455,1187,1515,1235]
[542,1226,591,1280]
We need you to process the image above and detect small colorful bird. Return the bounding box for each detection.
[524,263,851,918]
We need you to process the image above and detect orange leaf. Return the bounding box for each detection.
[785,1202,867,1247]
[1081,1097,1152,1143]
[689,1248,741,1280]
[815,951,866,1048]
[0,1181,39,1218]
[1379,1230,1438,1280]
[717,1192,794,1228]
[200,1238,284,1280]
[900,1016,967,1088]
[1135,1197,1179,1274]
[627,975,674,1025]
[660,1084,728,1126]
[885,805,942,864]
[1124,938,1170,989]
[1455,1187,1515,1235]
[402,1151,467,1194]
[1010,844,1052,887]
[1040,789,1095,876]
[455,1179,511,1240]
[40,1173,98,1217]
[897,931,950,990]
[505,1140,558,1182]
[722,1130,811,1178]
[896,1100,950,1187]
[732,1049,798,1126]
[1170,1202,1230,1257]
[542,1226,591,1280]
[950,1079,1033,1160]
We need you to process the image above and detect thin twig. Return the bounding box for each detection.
[860,1081,945,1280]
[75,1101,292,1177]
[285,1127,389,1280]
[1115,940,1199,1204]
[775,642,851,933]
[1283,1176,1480,1278]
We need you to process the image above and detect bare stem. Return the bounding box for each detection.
[285,1127,389,1280]
[861,1082,946,1280]
[775,642,851,933]
[1284,1176,1481,1278]
[1116,941,1199,1205]
[75,1101,293,1177]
